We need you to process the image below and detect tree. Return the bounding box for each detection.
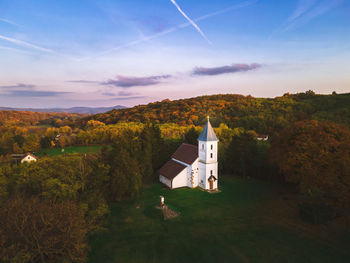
[184,127,199,145]
[108,148,142,201]
[0,155,109,231]
[224,132,257,177]
[140,124,153,179]
[13,135,25,148]
[0,197,88,263]
[270,120,350,217]
[40,137,51,149]
[22,134,40,152]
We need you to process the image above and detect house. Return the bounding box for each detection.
[257,135,269,141]
[21,153,37,163]
[159,117,219,191]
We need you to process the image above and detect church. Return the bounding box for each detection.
[159,117,219,191]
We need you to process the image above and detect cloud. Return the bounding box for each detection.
[110,96,147,101]
[0,83,36,90]
[169,0,212,45]
[7,90,70,97]
[117,91,135,96]
[192,63,262,76]
[102,90,139,98]
[66,80,100,84]
[0,83,70,97]
[101,75,172,88]
[0,35,55,53]
[101,92,116,96]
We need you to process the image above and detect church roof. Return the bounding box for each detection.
[158,159,187,180]
[198,117,219,142]
[172,143,198,165]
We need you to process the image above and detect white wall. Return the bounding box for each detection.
[171,167,188,188]
[188,159,199,188]
[159,175,172,188]
[198,161,218,190]
[21,155,37,163]
[198,141,218,164]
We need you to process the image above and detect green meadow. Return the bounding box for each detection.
[37,145,102,157]
[88,177,350,263]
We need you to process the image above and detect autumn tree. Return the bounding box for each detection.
[270,120,350,220]
[0,197,88,263]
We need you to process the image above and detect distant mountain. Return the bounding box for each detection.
[0,105,126,114]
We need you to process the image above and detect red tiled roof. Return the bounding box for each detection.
[158,159,187,180]
[172,143,198,165]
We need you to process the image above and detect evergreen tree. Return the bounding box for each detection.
[224,132,257,177]
[184,127,199,145]
[139,124,153,180]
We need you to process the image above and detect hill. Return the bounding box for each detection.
[0,110,83,126]
[0,105,126,114]
[85,91,350,134]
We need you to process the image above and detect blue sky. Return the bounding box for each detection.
[0,0,349,107]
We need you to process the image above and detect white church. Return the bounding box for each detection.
[159,117,219,191]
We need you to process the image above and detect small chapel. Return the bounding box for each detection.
[159,117,219,191]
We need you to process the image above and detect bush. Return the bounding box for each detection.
[298,202,335,224]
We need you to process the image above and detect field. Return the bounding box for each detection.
[88,177,350,263]
[37,145,102,157]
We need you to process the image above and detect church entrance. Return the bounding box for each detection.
[209,179,213,190]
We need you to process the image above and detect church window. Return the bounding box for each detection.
[210,153,213,158]
[211,144,213,150]
[211,170,213,175]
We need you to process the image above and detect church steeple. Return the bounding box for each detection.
[198,116,219,142]
[197,116,219,190]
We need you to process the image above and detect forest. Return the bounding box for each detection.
[0,91,349,262]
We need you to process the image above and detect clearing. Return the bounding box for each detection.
[88,177,350,263]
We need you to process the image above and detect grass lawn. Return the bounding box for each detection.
[88,177,350,263]
[37,145,102,157]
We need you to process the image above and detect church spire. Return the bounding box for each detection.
[198,116,219,141]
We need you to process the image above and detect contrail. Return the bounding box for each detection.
[170,0,212,45]
[0,18,19,27]
[287,0,317,22]
[76,1,257,61]
[0,35,55,53]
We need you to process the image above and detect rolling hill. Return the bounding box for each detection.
[84,92,350,134]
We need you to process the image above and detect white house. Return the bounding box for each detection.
[159,117,219,191]
[21,153,37,163]
[257,135,269,141]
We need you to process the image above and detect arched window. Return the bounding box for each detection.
[211,144,213,150]
[210,170,213,175]
[210,153,213,158]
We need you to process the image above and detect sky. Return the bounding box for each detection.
[0,0,349,108]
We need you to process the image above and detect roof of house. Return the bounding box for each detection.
[198,117,219,142]
[172,143,198,165]
[158,159,187,180]
[22,153,37,159]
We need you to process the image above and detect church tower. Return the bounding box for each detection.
[198,116,219,190]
